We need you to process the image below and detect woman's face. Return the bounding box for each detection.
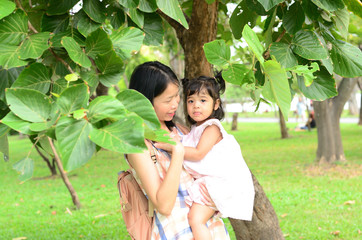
[153,83,180,126]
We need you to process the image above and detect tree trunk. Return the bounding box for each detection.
[347,85,358,115]
[35,145,57,176]
[231,113,238,131]
[314,78,358,163]
[229,174,284,240]
[160,1,284,239]
[278,108,289,139]
[48,137,81,209]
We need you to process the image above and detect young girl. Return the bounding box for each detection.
[181,73,255,239]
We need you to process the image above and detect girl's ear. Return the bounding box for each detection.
[214,99,220,110]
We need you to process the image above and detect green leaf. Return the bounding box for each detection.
[128,8,144,28]
[52,77,68,95]
[56,117,95,172]
[88,95,126,123]
[262,60,291,120]
[18,32,51,59]
[287,62,320,87]
[0,67,24,101]
[50,28,85,48]
[298,67,337,101]
[332,7,350,39]
[139,0,157,13]
[89,114,146,153]
[242,25,265,64]
[301,0,320,21]
[5,88,52,123]
[282,1,305,35]
[99,72,122,87]
[156,0,189,29]
[0,44,27,69]
[0,10,28,45]
[291,30,328,60]
[256,0,284,11]
[343,0,362,18]
[13,157,34,182]
[119,0,139,8]
[330,39,362,78]
[230,1,258,39]
[41,13,69,34]
[61,36,91,68]
[311,0,345,12]
[116,89,160,130]
[204,40,230,67]
[12,63,51,94]
[85,28,113,58]
[111,27,145,59]
[1,112,36,135]
[321,57,334,75]
[46,0,79,15]
[76,10,102,37]
[57,84,89,115]
[95,50,123,74]
[270,42,298,69]
[0,129,9,161]
[144,125,173,144]
[143,13,164,46]
[83,0,106,23]
[222,64,250,85]
[106,3,125,29]
[65,73,79,82]
[0,0,16,20]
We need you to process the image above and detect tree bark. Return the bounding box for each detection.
[314,78,358,163]
[231,113,238,131]
[48,137,81,209]
[347,85,358,115]
[278,108,289,139]
[160,1,284,239]
[35,145,57,176]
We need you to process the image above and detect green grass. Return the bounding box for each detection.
[1,123,361,239]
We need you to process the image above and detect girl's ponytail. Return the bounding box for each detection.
[214,71,225,95]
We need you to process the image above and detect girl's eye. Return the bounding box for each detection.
[201,99,206,102]
[187,100,193,104]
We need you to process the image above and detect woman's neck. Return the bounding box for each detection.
[160,122,171,132]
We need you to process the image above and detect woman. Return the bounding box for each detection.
[126,61,230,239]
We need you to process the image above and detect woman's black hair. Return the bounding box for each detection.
[182,71,225,125]
[129,61,179,130]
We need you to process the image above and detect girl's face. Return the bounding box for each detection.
[186,89,219,125]
[153,83,180,128]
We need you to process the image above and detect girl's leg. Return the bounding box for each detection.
[188,203,215,240]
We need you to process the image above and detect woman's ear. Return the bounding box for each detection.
[214,99,220,110]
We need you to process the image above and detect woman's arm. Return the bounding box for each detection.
[127,137,184,216]
[184,125,222,161]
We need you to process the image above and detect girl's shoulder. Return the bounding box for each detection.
[195,119,225,135]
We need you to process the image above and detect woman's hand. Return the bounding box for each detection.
[155,127,183,154]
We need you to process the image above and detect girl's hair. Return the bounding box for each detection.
[129,61,179,130]
[182,72,225,125]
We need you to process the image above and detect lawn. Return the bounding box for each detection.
[0,122,361,240]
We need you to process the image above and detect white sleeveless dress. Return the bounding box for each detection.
[182,119,255,220]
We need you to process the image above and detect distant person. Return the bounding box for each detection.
[157,73,254,239]
[295,112,316,131]
[296,96,306,123]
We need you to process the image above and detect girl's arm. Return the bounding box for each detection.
[127,136,184,216]
[184,124,222,161]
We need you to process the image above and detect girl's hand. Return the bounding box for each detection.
[200,182,216,208]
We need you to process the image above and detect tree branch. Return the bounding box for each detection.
[15,0,38,34]
[333,77,358,117]
[49,48,75,74]
[157,9,188,46]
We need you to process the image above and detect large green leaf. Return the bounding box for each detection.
[99,72,122,87]
[0,123,9,161]
[111,27,145,59]
[83,0,106,23]
[282,1,305,35]
[57,84,89,115]
[156,0,189,29]
[41,13,69,34]
[76,10,102,37]
[242,24,265,64]
[139,0,157,13]
[143,13,164,46]
[46,0,79,15]
[61,36,91,68]
[343,0,362,18]
[270,42,298,68]
[5,88,52,123]
[0,10,28,45]
[89,114,146,153]
[18,32,51,59]
[222,64,250,85]
[298,67,337,101]
[85,28,113,58]
[0,44,27,69]
[88,95,126,123]
[332,7,349,39]
[116,89,160,130]
[1,112,36,135]
[56,117,95,172]
[119,0,139,8]
[0,0,16,20]
[106,3,125,29]
[128,8,144,28]
[291,30,328,60]
[301,0,320,21]
[311,0,345,12]
[13,157,34,182]
[256,0,284,11]
[330,39,362,78]
[95,50,124,74]
[12,63,51,94]
[262,60,291,120]
[0,67,23,101]
[50,28,85,48]
[204,40,230,67]
[230,1,258,39]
